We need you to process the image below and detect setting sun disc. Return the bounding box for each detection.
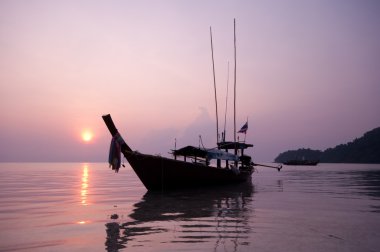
[81,131,93,142]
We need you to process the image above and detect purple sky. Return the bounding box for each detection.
[1,0,380,162]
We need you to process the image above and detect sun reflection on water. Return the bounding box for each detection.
[81,164,89,206]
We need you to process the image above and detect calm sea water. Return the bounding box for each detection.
[0,163,379,252]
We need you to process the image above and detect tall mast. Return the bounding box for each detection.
[210,26,219,144]
[233,19,237,156]
[223,61,230,142]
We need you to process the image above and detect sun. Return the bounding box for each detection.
[81,130,93,142]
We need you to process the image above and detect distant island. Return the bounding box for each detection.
[274,127,380,164]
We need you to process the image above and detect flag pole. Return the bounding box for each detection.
[244,117,248,142]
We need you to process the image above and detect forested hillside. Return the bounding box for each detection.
[275,127,380,163]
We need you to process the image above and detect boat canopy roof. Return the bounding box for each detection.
[172,145,240,161]
[217,141,253,150]
[172,146,208,158]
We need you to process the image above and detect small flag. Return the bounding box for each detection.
[238,121,248,134]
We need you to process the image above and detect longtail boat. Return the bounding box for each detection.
[103,114,259,191]
[102,20,281,191]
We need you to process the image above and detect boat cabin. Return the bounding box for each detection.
[172,141,253,168]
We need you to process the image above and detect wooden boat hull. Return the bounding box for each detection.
[126,151,252,191]
[102,114,252,191]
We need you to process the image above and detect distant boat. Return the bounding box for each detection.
[102,20,281,191]
[283,159,319,166]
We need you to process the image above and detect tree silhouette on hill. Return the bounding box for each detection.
[274,127,380,164]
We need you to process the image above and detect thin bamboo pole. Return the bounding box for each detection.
[233,19,237,158]
[210,26,219,144]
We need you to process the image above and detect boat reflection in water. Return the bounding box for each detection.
[105,181,254,251]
